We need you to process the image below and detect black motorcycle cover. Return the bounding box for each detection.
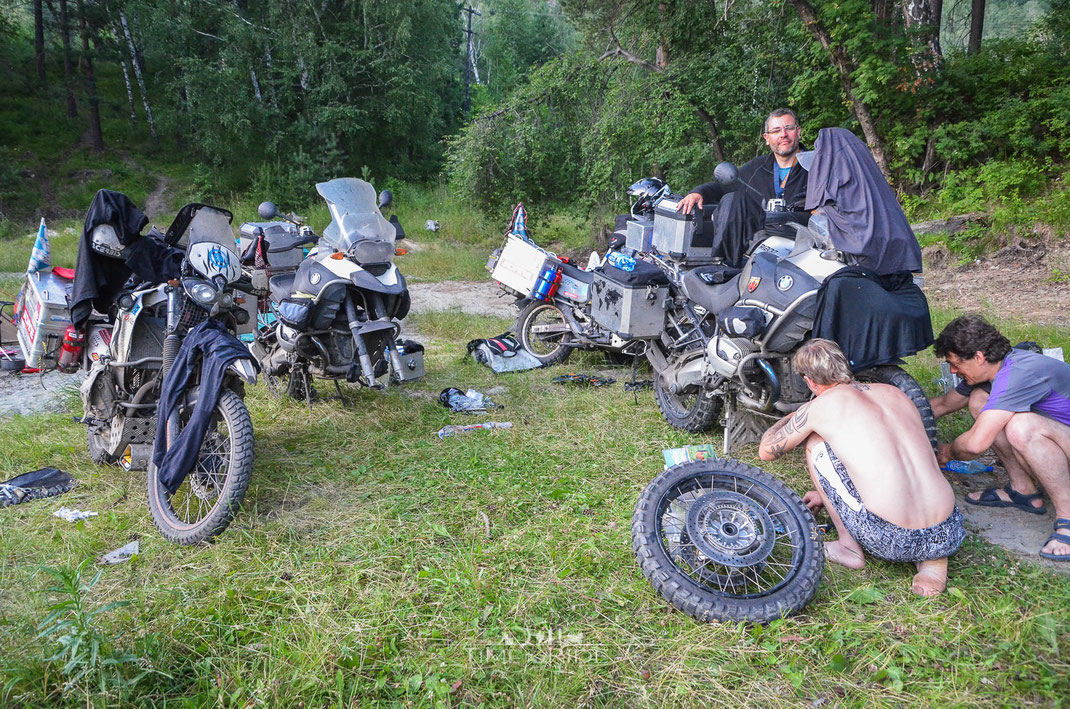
[812,268,934,372]
[804,127,923,275]
[70,190,149,330]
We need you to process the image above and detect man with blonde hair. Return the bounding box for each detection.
[758,339,966,596]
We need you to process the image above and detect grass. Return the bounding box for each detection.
[1,304,1068,706]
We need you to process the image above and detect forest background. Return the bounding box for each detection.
[1,0,1067,258]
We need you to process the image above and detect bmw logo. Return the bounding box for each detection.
[777,275,794,291]
[310,272,321,285]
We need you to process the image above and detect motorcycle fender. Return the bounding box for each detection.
[228,358,258,384]
[351,268,407,296]
[79,361,110,412]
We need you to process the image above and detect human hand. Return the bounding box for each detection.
[937,443,953,466]
[802,490,824,513]
[676,192,703,215]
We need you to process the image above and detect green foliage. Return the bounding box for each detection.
[33,559,145,696]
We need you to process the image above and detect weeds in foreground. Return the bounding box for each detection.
[31,559,147,697]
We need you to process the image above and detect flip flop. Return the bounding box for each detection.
[964,485,1047,515]
[1039,517,1070,562]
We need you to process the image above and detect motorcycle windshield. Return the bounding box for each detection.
[315,178,396,253]
[186,206,241,283]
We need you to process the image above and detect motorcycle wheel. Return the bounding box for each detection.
[855,365,938,452]
[654,375,721,433]
[516,301,573,366]
[632,458,824,623]
[146,389,254,545]
[86,428,116,465]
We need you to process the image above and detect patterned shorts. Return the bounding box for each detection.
[812,442,966,563]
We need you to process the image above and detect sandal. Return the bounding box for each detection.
[965,485,1047,515]
[1039,517,1070,562]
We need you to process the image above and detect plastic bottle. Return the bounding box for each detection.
[437,422,513,439]
[606,251,636,272]
[944,460,994,475]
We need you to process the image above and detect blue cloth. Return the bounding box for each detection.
[152,319,258,493]
[774,165,792,197]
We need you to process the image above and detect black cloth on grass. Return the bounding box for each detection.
[152,319,258,493]
[812,267,934,372]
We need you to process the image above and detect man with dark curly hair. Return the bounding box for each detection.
[931,314,1070,561]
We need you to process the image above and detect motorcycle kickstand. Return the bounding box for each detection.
[334,380,349,408]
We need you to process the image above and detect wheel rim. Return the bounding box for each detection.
[658,379,702,419]
[158,408,237,529]
[522,304,570,359]
[655,471,807,599]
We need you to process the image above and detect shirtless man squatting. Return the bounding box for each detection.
[758,339,966,596]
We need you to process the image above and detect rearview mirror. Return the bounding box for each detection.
[257,201,278,220]
[378,190,393,210]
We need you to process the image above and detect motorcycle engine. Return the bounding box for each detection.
[705,336,758,379]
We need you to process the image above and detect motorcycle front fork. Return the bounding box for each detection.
[344,293,402,388]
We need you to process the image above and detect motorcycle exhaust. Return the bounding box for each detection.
[119,444,153,472]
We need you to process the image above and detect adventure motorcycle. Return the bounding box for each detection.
[79,204,259,544]
[626,160,935,623]
[639,162,936,452]
[248,178,419,399]
[493,182,674,367]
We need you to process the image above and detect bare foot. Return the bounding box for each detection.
[824,540,865,569]
[912,558,948,596]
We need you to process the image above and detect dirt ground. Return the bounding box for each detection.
[921,237,1070,327]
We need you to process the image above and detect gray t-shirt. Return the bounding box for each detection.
[978,350,1070,427]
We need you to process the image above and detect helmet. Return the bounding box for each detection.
[627,177,668,212]
[90,224,126,258]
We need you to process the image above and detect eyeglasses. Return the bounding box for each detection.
[764,124,799,136]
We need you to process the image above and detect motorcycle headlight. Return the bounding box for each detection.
[184,278,218,305]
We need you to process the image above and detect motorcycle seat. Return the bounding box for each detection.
[269,272,297,302]
[683,270,742,317]
[559,261,593,285]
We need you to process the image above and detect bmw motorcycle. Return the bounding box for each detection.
[249,178,417,399]
[79,204,259,544]
[628,162,936,623]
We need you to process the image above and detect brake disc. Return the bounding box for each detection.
[685,489,777,568]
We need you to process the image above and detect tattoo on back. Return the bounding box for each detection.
[851,381,871,391]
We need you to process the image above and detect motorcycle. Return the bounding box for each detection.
[622,163,936,452]
[248,178,420,400]
[492,182,674,367]
[626,161,936,622]
[79,203,260,544]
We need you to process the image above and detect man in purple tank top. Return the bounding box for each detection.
[932,314,1070,561]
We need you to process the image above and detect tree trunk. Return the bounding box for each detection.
[34,0,47,82]
[120,59,137,126]
[250,68,263,102]
[264,45,279,109]
[77,0,104,150]
[787,0,892,180]
[656,3,669,69]
[120,10,158,143]
[968,0,985,54]
[902,0,943,72]
[59,0,78,116]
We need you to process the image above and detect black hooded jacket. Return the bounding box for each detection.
[70,190,149,330]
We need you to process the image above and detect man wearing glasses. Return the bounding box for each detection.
[676,109,808,266]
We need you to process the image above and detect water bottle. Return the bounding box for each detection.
[944,460,994,475]
[437,422,513,439]
[606,251,636,272]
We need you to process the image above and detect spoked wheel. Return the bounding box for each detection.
[516,301,573,366]
[653,374,721,433]
[147,389,254,544]
[633,459,824,623]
